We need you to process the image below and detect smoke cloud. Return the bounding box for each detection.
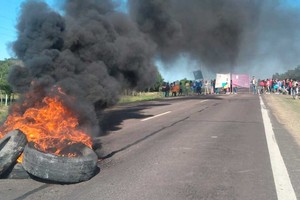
[8,0,300,137]
[128,0,300,76]
[10,0,158,137]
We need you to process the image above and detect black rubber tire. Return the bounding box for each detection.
[22,142,98,183]
[0,129,27,176]
[0,163,30,179]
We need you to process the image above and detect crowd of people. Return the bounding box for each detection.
[253,77,299,99]
[160,80,229,97]
[162,77,300,99]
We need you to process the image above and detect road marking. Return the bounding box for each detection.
[259,96,297,200]
[141,111,171,122]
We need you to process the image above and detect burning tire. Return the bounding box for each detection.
[22,142,98,183]
[0,129,28,176]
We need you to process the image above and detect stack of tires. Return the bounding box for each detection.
[0,130,98,183]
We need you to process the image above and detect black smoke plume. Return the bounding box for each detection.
[9,0,158,137]
[7,0,300,138]
[128,0,300,75]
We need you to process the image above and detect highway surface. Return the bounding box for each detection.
[1,93,300,200]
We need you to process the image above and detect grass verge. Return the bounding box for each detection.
[0,106,8,122]
[118,92,164,104]
[263,94,300,144]
[0,92,164,123]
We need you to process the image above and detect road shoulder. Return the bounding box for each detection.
[262,94,300,199]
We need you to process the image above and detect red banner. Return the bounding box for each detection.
[232,74,250,88]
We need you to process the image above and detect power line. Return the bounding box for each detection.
[0,31,17,38]
[0,28,17,37]
[0,15,16,23]
[0,25,16,32]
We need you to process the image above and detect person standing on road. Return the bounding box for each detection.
[185,81,190,96]
[233,84,238,94]
[292,79,298,99]
[204,80,209,95]
[165,82,170,97]
[251,76,257,94]
[178,82,183,96]
[259,79,265,94]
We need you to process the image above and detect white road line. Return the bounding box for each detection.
[141,111,171,122]
[259,96,297,200]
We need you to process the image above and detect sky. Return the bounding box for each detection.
[1,0,300,82]
[0,0,126,60]
[0,0,27,60]
[0,0,59,60]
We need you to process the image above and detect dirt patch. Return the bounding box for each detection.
[263,94,300,144]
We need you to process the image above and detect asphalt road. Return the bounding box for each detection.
[1,93,300,200]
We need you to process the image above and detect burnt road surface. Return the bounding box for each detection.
[1,93,300,200]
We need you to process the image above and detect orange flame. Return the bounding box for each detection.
[0,90,92,162]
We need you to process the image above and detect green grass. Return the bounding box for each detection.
[273,94,300,115]
[264,93,300,127]
[0,92,164,122]
[118,92,164,104]
[0,105,8,122]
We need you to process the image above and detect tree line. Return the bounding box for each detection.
[4,58,298,96]
[272,65,300,80]
[0,59,14,95]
